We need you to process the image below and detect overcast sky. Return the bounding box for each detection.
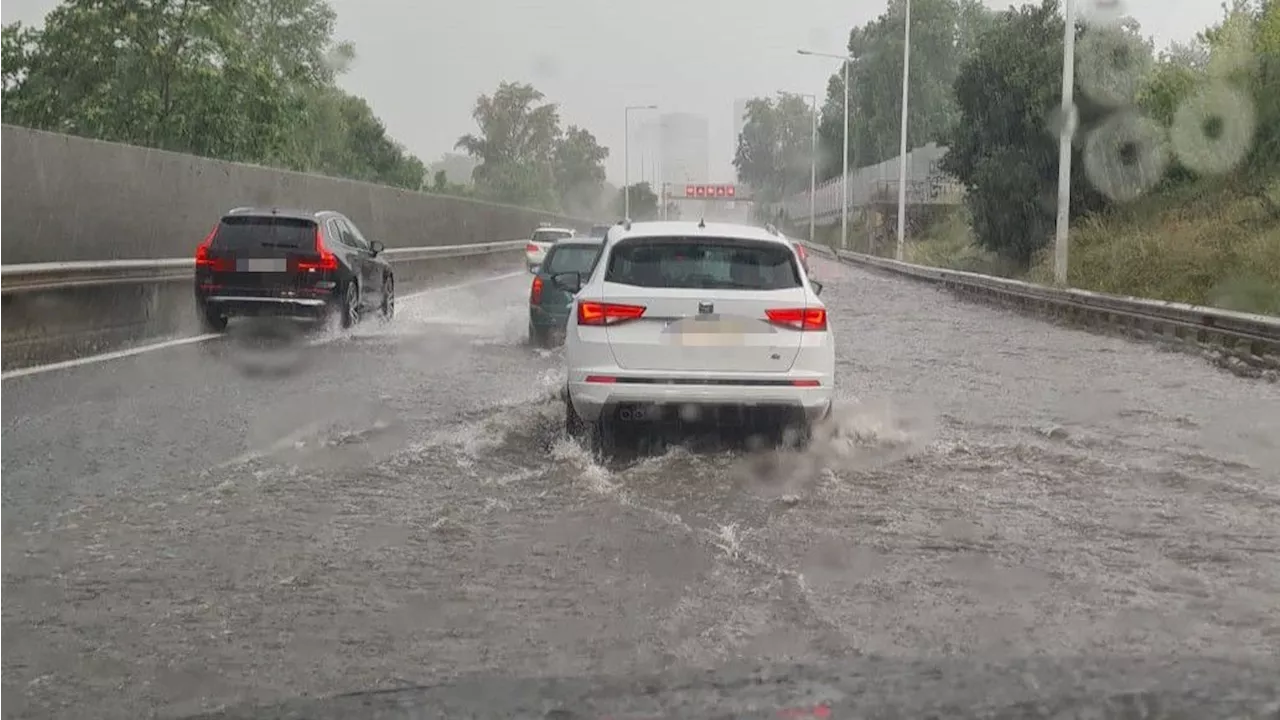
[4,0,1223,184]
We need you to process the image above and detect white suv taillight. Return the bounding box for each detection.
[577,301,645,326]
[765,307,827,331]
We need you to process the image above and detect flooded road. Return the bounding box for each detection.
[4,257,1278,719]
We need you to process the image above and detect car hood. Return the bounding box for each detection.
[182,655,1279,719]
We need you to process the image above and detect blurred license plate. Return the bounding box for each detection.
[680,332,745,347]
[239,258,286,272]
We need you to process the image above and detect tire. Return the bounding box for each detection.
[781,418,814,450]
[340,280,360,329]
[380,275,395,321]
[529,322,549,348]
[200,308,229,333]
[565,391,586,438]
[565,393,613,460]
[589,417,617,461]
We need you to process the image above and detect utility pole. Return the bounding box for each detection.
[895,0,912,262]
[1053,0,1077,285]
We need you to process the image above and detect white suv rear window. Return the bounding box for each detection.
[532,230,572,243]
[605,237,801,290]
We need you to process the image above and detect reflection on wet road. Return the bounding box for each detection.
[3,258,1278,719]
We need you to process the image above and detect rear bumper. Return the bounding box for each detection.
[199,294,332,320]
[568,378,832,424]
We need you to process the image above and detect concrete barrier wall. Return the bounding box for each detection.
[1,124,590,264]
[0,249,525,372]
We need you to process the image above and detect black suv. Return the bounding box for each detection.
[194,207,394,332]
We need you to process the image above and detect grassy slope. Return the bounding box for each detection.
[896,177,1280,316]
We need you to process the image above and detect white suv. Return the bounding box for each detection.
[525,226,575,272]
[553,220,835,456]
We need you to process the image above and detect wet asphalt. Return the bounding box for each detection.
[2,257,1278,719]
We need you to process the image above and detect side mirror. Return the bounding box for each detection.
[369,240,385,255]
[810,280,824,296]
[528,264,540,274]
[551,271,582,294]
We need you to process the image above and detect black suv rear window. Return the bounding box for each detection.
[605,237,801,290]
[544,243,602,275]
[213,216,316,253]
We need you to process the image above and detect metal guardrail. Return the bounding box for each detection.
[799,240,1280,371]
[0,240,526,294]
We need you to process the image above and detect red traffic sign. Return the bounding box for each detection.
[683,184,736,199]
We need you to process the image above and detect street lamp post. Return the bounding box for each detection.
[778,90,819,247]
[895,0,912,261]
[1053,0,1077,285]
[797,49,856,251]
[624,104,658,220]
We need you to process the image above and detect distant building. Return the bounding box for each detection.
[657,113,709,187]
[650,113,710,219]
[635,118,662,188]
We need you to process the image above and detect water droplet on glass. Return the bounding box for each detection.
[1084,110,1169,202]
[1169,82,1256,176]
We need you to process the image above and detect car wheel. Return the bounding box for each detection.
[588,417,618,461]
[781,418,814,450]
[565,392,586,438]
[200,308,228,333]
[380,275,395,321]
[340,281,360,329]
[529,322,549,348]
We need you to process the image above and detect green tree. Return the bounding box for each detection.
[1,0,426,191]
[615,182,659,220]
[733,93,814,202]
[428,153,477,188]
[331,91,426,189]
[941,0,1115,264]
[430,168,472,197]
[1196,0,1280,175]
[456,81,561,209]
[1,0,291,161]
[553,125,609,215]
[816,0,994,179]
[232,0,352,86]
[1,22,38,93]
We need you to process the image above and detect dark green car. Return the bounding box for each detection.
[528,238,603,347]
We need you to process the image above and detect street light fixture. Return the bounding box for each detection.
[624,104,658,221]
[797,49,855,251]
[778,90,818,248]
